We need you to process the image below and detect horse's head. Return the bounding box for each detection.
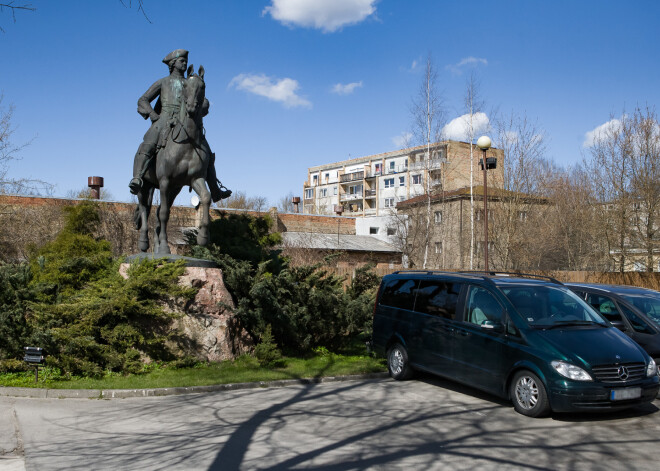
[184,65,206,118]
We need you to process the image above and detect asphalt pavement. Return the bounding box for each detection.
[2,375,660,470]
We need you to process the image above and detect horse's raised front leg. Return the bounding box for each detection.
[191,177,212,246]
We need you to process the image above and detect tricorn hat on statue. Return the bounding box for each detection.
[162,49,189,64]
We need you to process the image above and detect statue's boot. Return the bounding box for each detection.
[129,148,154,194]
[207,154,232,202]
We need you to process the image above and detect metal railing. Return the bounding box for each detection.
[340,171,364,183]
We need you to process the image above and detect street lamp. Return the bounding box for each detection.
[477,135,493,273]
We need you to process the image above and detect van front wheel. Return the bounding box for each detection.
[510,370,550,417]
[387,343,413,380]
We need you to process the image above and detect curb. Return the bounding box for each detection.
[0,373,390,399]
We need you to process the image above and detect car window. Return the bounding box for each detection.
[502,286,606,327]
[413,280,462,319]
[585,294,624,323]
[379,278,418,311]
[465,286,503,326]
[621,292,660,326]
[619,303,655,334]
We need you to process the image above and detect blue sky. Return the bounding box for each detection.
[2,0,659,207]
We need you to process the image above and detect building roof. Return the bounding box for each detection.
[396,186,549,208]
[281,232,400,253]
[308,140,478,172]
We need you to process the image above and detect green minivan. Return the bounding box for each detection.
[372,271,659,417]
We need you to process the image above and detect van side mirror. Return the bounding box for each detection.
[481,320,504,333]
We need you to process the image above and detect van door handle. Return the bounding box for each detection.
[457,330,469,337]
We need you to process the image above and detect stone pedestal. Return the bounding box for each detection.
[120,258,253,362]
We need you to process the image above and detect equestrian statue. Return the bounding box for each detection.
[129,49,231,254]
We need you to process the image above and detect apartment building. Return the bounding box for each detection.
[302,140,504,218]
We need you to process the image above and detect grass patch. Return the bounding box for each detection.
[0,353,386,390]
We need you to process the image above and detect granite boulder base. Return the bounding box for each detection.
[120,259,253,362]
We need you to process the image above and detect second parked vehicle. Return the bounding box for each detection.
[566,283,660,371]
[372,271,659,417]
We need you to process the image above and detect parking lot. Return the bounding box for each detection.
[2,376,660,470]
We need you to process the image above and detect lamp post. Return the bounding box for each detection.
[477,135,492,273]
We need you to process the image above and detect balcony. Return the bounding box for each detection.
[340,192,363,202]
[409,159,445,171]
[340,171,364,183]
[384,164,408,175]
[365,189,377,198]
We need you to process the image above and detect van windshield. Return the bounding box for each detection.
[501,285,608,328]
[619,291,660,326]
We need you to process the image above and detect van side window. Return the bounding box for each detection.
[379,278,418,311]
[586,294,623,323]
[465,286,503,325]
[413,280,462,318]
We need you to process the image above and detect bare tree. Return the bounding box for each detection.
[586,111,635,272]
[0,95,51,195]
[461,72,487,269]
[277,191,297,213]
[0,2,35,32]
[409,55,446,268]
[119,0,151,22]
[65,187,115,201]
[216,190,269,212]
[491,112,546,269]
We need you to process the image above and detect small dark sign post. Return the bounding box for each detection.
[24,346,44,383]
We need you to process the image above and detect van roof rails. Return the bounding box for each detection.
[390,270,488,279]
[457,271,563,285]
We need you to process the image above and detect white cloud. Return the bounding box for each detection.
[229,73,312,108]
[263,0,378,33]
[442,112,491,141]
[331,81,363,95]
[392,132,412,149]
[446,56,488,75]
[583,118,623,148]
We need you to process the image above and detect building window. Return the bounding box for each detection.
[434,211,442,224]
[333,186,338,195]
[385,198,395,208]
[389,161,395,172]
[435,242,443,254]
[349,184,363,195]
[370,227,379,235]
[387,227,396,236]
[375,163,382,175]
[312,175,318,185]
[399,176,405,186]
[475,209,493,221]
[304,189,313,199]
[404,158,408,169]
[518,211,528,222]
[412,174,422,185]
[320,188,327,197]
[476,241,495,252]
[384,178,394,188]
[324,172,330,182]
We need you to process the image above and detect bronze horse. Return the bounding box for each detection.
[134,65,212,254]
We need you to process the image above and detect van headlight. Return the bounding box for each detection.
[551,361,592,381]
[647,358,657,377]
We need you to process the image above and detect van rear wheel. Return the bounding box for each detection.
[510,370,550,417]
[387,343,413,380]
